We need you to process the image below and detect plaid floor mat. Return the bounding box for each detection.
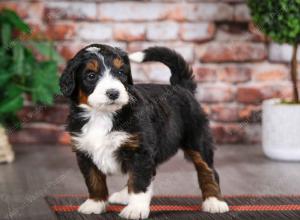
[45,194,300,220]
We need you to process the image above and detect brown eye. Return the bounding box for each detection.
[118,70,124,75]
[87,72,97,81]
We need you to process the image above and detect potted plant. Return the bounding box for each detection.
[0,9,62,163]
[248,0,300,160]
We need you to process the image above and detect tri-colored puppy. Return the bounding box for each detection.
[59,44,229,219]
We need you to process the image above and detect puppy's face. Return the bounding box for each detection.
[60,44,133,112]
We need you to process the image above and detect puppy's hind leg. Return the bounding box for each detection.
[184,149,229,213]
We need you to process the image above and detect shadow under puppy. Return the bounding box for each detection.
[59,44,229,219]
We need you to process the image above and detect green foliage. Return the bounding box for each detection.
[248,0,300,44]
[0,9,63,126]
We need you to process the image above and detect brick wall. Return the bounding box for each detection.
[2,0,298,145]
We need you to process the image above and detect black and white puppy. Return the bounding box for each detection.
[60,44,229,219]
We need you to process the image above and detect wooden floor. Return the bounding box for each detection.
[1,144,300,220]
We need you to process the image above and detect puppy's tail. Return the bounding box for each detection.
[129,47,197,94]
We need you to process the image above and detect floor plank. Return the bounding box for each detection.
[0,144,300,220]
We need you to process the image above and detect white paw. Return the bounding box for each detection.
[119,204,150,219]
[109,188,129,205]
[78,199,107,214]
[202,197,229,213]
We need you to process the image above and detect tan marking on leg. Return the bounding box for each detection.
[185,149,222,200]
[88,165,108,201]
[127,172,135,194]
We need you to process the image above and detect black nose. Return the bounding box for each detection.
[106,89,120,100]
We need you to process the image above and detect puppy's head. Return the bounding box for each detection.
[60,44,133,112]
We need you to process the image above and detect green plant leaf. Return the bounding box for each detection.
[30,61,60,105]
[12,42,24,75]
[0,9,63,125]
[1,23,11,46]
[0,9,30,34]
[28,41,63,64]
[0,70,11,87]
[0,95,23,114]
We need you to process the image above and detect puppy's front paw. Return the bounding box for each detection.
[202,197,229,213]
[78,198,107,214]
[119,204,150,219]
[109,188,129,205]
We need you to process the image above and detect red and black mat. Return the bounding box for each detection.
[46,194,300,220]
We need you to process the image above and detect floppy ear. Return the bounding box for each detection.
[59,59,77,97]
[116,47,133,85]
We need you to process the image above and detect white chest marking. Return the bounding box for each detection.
[73,110,129,175]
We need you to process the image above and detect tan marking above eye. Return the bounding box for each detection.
[86,59,99,72]
[113,58,123,69]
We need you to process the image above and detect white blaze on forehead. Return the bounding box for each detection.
[86,46,101,53]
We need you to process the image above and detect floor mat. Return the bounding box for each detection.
[45,194,300,220]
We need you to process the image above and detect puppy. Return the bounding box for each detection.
[60,44,229,219]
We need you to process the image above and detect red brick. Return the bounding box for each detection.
[261,83,293,100]
[196,85,235,103]
[54,95,68,104]
[0,2,27,18]
[77,23,112,41]
[234,4,250,22]
[147,63,171,83]
[113,23,146,41]
[168,3,234,21]
[215,27,252,42]
[208,104,239,122]
[26,2,45,22]
[46,22,75,40]
[130,63,150,83]
[251,63,288,81]
[218,65,251,83]
[269,43,300,63]
[238,105,262,122]
[20,22,45,41]
[180,23,215,42]
[98,2,170,21]
[237,87,263,104]
[8,123,64,145]
[193,65,217,82]
[248,22,269,42]
[197,42,267,63]
[212,123,245,144]
[147,22,179,41]
[57,42,84,60]
[45,2,97,21]
[17,104,69,125]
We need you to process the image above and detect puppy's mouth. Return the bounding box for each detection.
[90,101,127,112]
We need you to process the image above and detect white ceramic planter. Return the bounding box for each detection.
[0,126,14,163]
[262,99,300,161]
